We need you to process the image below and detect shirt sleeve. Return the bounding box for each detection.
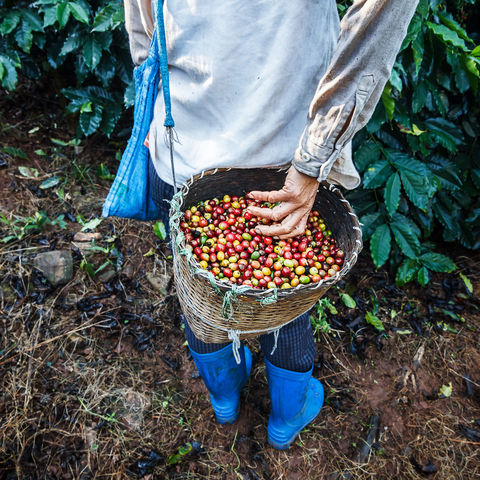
[124,0,154,66]
[292,0,419,182]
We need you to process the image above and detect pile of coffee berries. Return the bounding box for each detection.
[180,195,345,289]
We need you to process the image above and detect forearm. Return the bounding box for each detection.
[293,0,419,181]
[124,0,154,66]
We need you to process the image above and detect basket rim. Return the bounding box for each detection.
[170,167,363,300]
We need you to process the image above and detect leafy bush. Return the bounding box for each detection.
[0,0,479,285]
[0,0,132,137]
[346,0,479,285]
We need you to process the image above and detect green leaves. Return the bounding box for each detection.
[417,266,430,286]
[339,292,356,309]
[400,170,431,211]
[0,11,21,35]
[82,32,112,71]
[349,0,476,288]
[396,259,418,286]
[92,3,124,32]
[363,159,393,189]
[0,0,131,133]
[0,50,21,90]
[353,140,381,172]
[438,383,453,398]
[80,103,103,136]
[365,311,385,332]
[426,22,469,52]
[390,214,421,259]
[384,173,401,216]
[381,82,395,122]
[418,253,456,273]
[424,118,465,152]
[154,221,167,241]
[63,86,124,136]
[67,2,89,24]
[370,224,391,268]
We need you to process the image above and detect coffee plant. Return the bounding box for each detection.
[0,0,132,137]
[346,0,479,286]
[0,0,478,285]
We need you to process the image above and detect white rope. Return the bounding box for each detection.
[227,330,242,364]
[270,328,280,356]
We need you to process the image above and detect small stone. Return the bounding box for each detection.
[73,232,102,242]
[145,272,170,296]
[96,268,116,283]
[123,263,135,279]
[33,250,73,286]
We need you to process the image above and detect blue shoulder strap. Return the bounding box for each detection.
[153,0,177,190]
[153,0,174,128]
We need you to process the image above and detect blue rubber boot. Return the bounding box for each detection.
[189,344,252,424]
[265,359,324,449]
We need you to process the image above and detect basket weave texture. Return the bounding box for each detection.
[170,167,362,343]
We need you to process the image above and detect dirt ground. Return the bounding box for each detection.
[1,87,480,480]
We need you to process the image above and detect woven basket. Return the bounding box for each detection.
[170,167,362,344]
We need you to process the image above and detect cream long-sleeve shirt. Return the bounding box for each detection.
[125,0,418,189]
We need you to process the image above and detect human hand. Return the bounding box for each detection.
[246,166,319,239]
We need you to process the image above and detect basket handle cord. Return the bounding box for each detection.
[152,0,178,193]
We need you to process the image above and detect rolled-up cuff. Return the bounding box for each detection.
[293,144,340,183]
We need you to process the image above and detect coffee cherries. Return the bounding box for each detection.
[180,194,345,289]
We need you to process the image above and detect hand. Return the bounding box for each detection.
[246,166,319,239]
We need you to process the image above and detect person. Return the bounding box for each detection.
[124,0,418,450]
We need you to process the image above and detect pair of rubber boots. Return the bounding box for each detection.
[189,344,324,450]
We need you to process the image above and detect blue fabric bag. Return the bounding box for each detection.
[102,1,174,221]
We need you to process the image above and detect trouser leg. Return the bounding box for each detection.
[260,311,316,373]
[183,315,230,353]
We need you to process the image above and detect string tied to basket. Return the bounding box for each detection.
[221,283,251,321]
[270,328,280,355]
[227,329,242,364]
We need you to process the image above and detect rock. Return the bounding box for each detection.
[33,250,73,286]
[96,268,116,283]
[145,272,170,296]
[123,263,135,279]
[72,232,103,257]
[73,232,102,242]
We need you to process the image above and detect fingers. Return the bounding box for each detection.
[255,211,309,239]
[247,202,297,222]
[248,188,290,203]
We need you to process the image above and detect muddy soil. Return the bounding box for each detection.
[1,88,480,480]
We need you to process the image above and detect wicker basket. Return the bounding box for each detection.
[170,167,362,344]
